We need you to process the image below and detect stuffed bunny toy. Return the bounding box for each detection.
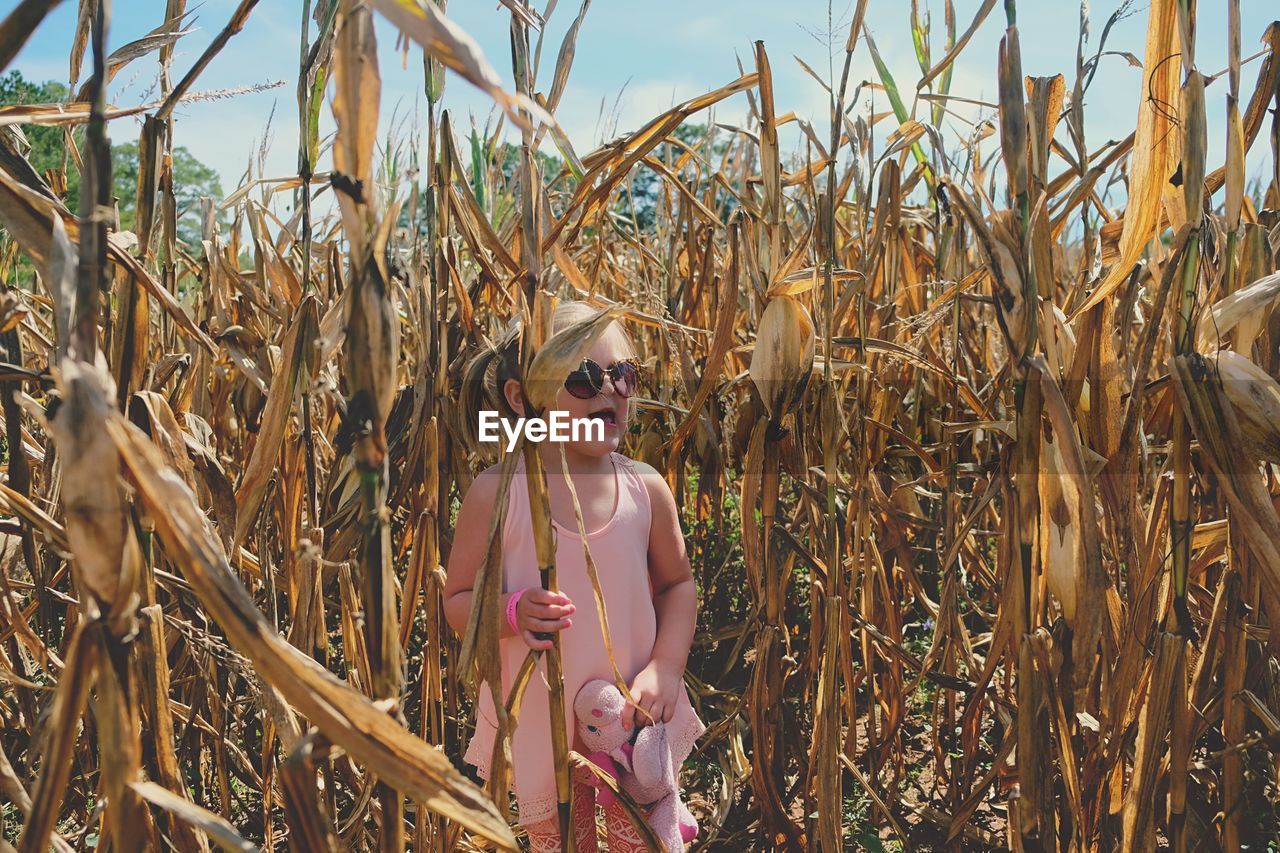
[574,679,698,851]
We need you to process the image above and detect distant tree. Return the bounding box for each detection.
[398,137,569,239]
[492,140,566,187]
[0,70,224,250]
[616,122,734,232]
[492,139,569,221]
[111,141,223,248]
[0,71,76,204]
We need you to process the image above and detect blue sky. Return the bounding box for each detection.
[8,1,1276,206]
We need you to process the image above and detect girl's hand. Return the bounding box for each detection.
[514,588,575,651]
[622,659,683,730]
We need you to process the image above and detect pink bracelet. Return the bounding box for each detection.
[505,588,527,635]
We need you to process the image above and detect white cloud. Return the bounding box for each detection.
[675,17,725,44]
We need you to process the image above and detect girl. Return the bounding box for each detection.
[444,303,705,851]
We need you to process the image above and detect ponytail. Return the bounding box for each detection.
[460,319,522,457]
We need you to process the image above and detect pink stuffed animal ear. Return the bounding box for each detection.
[629,724,673,790]
[574,679,629,754]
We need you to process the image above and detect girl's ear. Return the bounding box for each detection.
[502,377,526,417]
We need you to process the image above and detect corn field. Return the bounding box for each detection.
[0,0,1279,849]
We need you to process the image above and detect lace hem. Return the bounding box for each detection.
[666,697,707,770]
[463,730,561,827]
[463,735,493,779]
[516,789,561,827]
[463,706,496,778]
[669,713,707,769]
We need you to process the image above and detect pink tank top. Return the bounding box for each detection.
[462,452,704,827]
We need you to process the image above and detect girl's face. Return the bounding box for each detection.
[549,327,635,459]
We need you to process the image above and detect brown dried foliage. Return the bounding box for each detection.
[0,0,1279,850]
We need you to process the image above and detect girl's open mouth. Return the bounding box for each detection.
[588,408,617,426]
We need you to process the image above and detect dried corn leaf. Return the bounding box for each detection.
[131,781,254,853]
[0,0,63,75]
[107,415,518,849]
[1072,0,1181,318]
[367,0,549,131]
[331,0,380,256]
[235,296,319,545]
[17,622,98,853]
[523,304,622,413]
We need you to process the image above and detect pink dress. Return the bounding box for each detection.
[463,452,706,827]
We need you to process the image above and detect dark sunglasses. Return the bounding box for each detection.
[564,358,641,399]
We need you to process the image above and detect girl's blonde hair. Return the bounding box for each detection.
[459,302,635,455]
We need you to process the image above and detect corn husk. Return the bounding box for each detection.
[996,27,1027,205]
[1211,349,1280,464]
[749,295,814,421]
[1198,271,1280,354]
[49,358,135,629]
[1040,435,1077,625]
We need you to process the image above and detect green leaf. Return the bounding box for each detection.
[856,829,885,852]
[910,7,931,74]
[469,127,487,214]
[864,31,935,186]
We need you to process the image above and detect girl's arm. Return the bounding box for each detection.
[623,463,698,729]
[443,466,575,651]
